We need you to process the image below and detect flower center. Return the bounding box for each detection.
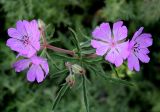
[132,43,140,53]
[22,35,30,46]
[110,41,116,48]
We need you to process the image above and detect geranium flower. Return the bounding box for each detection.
[13,55,49,83]
[6,20,40,58]
[91,21,129,67]
[127,27,153,71]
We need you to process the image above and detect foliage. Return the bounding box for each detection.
[0,0,160,112]
[101,0,160,25]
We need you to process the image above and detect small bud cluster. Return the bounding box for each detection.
[65,62,85,87]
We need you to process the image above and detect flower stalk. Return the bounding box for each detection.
[39,22,75,56]
[45,44,75,56]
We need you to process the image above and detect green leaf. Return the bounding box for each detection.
[45,51,61,70]
[48,38,61,44]
[40,49,46,57]
[52,83,69,110]
[68,28,81,57]
[50,69,68,78]
[82,76,90,112]
[109,63,120,78]
[51,52,79,62]
[80,40,91,48]
[83,57,103,63]
[47,27,55,40]
[100,73,135,87]
[88,65,135,87]
[81,49,95,55]
[78,28,91,40]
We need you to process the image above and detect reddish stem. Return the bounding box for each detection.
[40,25,75,56]
[85,53,98,58]
[40,27,48,46]
[45,44,75,56]
[40,26,95,58]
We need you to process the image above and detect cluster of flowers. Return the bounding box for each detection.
[91,21,153,71]
[7,20,49,83]
[6,20,153,83]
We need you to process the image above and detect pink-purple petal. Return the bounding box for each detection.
[134,56,140,71]
[136,33,153,47]
[96,46,109,56]
[132,27,144,40]
[16,20,27,36]
[91,40,108,48]
[113,21,127,41]
[26,45,37,58]
[116,41,129,59]
[115,55,123,67]
[13,59,31,72]
[91,40,109,56]
[127,54,134,71]
[31,40,40,51]
[40,60,49,75]
[139,48,150,55]
[136,52,150,63]
[27,65,36,82]
[114,26,127,41]
[105,49,124,67]
[128,53,140,71]
[6,38,26,54]
[23,20,31,37]
[8,28,22,39]
[35,66,45,83]
[30,55,49,76]
[30,20,40,41]
[113,21,123,33]
[92,23,111,42]
[105,49,117,64]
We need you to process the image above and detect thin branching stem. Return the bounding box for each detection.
[45,44,75,56]
[40,26,75,56]
[109,63,120,78]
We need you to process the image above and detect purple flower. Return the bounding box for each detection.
[127,27,153,71]
[91,21,129,67]
[7,20,40,58]
[13,55,49,83]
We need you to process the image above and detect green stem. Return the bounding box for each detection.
[82,76,90,112]
[52,83,69,110]
[45,51,61,70]
[109,63,120,78]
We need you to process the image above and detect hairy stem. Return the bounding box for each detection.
[45,44,75,56]
[40,26,95,57]
[40,27,48,46]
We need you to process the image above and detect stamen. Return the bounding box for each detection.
[22,35,30,46]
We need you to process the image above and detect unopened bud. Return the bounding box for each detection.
[71,64,85,75]
[65,62,72,69]
[38,19,45,30]
[66,74,75,87]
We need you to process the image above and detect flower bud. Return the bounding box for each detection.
[71,64,85,75]
[65,62,72,69]
[38,19,45,30]
[66,74,75,87]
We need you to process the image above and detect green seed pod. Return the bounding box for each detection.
[71,64,85,75]
[66,74,75,87]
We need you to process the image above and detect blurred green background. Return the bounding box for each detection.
[0,0,160,112]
